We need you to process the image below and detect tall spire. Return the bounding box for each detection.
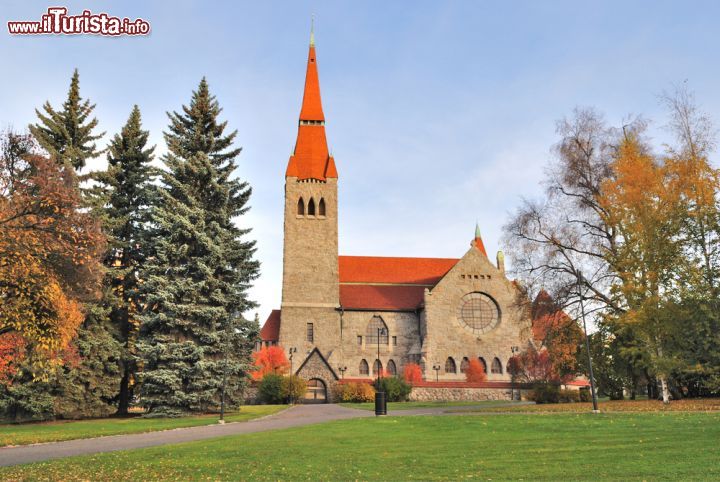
[471,222,488,256]
[310,14,315,46]
[286,24,338,180]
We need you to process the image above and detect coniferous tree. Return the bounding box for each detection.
[138,79,259,416]
[9,70,121,420]
[29,69,104,170]
[93,106,156,415]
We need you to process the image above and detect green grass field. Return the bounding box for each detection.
[2,412,718,481]
[340,400,514,411]
[0,405,287,447]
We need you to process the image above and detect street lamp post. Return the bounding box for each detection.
[288,347,297,374]
[433,364,441,382]
[577,272,600,413]
[375,327,387,416]
[288,347,298,405]
[510,346,519,401]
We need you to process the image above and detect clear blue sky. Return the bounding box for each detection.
[3,1,720,320]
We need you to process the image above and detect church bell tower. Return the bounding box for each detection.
[281,27,340,326]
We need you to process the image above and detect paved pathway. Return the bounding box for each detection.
[0,402,527,467]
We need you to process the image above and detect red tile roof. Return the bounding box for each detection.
[285,42,338,181]
[339,256,459,285]
[260,309,281,341]
[299,45,324,121]
[340,284,426,311]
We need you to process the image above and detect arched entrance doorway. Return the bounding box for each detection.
[303,378,327,404]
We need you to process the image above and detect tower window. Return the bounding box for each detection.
[318,198,326,216]
[357,335,362,346]
[306,323,314,342]
[297,197,305,215]
[308,198,316,216]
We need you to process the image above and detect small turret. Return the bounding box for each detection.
[496,250,505,273]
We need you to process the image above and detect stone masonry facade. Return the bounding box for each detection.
[259,34,534,398]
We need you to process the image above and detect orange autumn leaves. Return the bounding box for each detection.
[250,346,290,381]
[0,134,104,381]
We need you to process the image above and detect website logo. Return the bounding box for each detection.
[8,7,150,36]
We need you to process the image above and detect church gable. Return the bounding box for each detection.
[295,347,339,382]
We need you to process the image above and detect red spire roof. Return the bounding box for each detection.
[286,33,338,181]
[472,223,488,256]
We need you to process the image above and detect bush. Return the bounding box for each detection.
[258,373,285,404]
[530,382,560,404]
[281,375,307,404]
[465,359,487,383]
[559,389,580,403]
[332,382,375,402]
[403,363,423,383]
[578,388,592,402]
[375,377,412,402]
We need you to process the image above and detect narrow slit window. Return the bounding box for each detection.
[306,323,314,342]
[308,198,316,216]
[318,198,326,216]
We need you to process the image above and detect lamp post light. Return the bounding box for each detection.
[433,364,441,382]
[577,271,600,413]
[510,346,519,401]
[375,327,387,416]
[288,347,298,405]
[219,317,232,424]
[339,366,347,379]
[288,347,298,374]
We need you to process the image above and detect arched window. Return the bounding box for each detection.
[478,357,488,374]
[387,359,397,376]
[491,357,503,374]
[460,357,470,374]
[365,316,389,345]
[307,198,316,216]
[318,198,326,216]
[297,197,305,215]
[445,357,457,374]
[359,359,369,376]
[373,359,383,376]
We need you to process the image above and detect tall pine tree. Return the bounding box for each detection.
[21,69,121,419]
[29,69,103,170]
[93,106,156,415]
[139,79,259,416]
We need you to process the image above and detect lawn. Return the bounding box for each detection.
[2,412,718,481]
[471,398,720,413]
[340,400,514,411]
[0,405,287,447]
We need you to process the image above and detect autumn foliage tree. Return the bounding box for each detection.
[0,132,104,378]
[403,363,423,383]
[504,86,720,402]
[465,359,487,383]
[251,346,290,381]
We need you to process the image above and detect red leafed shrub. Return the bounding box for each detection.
[0,333,26,385]
[250,346,290,381]
[403,363,423,383]
[465,358,487,383]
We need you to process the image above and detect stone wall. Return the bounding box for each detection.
[422,245,533,382]
[409,386,526,402]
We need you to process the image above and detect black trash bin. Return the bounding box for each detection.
[375,391,387,416]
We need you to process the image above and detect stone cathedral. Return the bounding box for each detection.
[260,33,532,400]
